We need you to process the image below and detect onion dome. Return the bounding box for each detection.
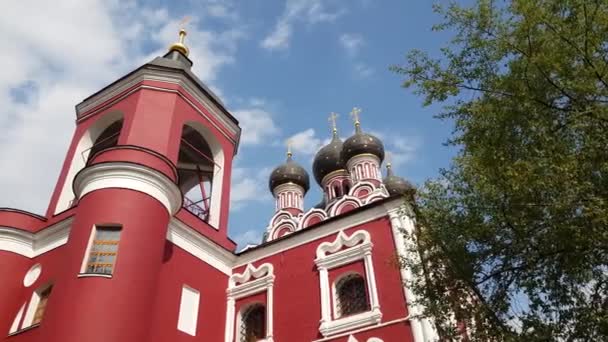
[312,123,345,185]
[341,107,385,163]
[268,150,310,194]
[383,163,416,197]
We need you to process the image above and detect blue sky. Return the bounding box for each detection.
[0,0,457,247]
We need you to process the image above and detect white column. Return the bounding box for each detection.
[363,250,380,311]
[388,209,433,342]
[266,283,274,339]
[224,297,235,342]
[319,266,331,324]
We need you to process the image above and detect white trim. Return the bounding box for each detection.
[75,68,240,139]
[23,264,42,287]
[315,230,382,337]
[22,283,51,329]
[0,218,73,258]
[328,196,363,217]
[73,162,182,215]
[77,273,112,279]
[167,218,236,275]
[313,316,409,342]
[388,207,439,342]
[237,198,403,267]
[9,303,25,334]
[226,263,275,342]
[177,285,200,336]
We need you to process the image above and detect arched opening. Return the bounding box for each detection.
[86,119,123,163]
[343,180,352,195]
[333,184,342,198]
[239,304,266,342]
[53,112,123,214]
[177,123,223,227]
[334,273,369,318]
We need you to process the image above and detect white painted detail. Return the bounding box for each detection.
[54,112,124,214]
[225,263,275,342]
[23,264,42,287]
[22,283,50,328]
[388,207,439,342]
[273,183,304,212]
[167,218,235,275]
[9,303,25,334]
[73,162,182,215]
[315,230,382,337]
[0,218,72,258]
[346,336,384,342]
[346,154,381,184]
[177,285,200,336]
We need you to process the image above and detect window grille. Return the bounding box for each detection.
[32,286,53,325]
[336,274,370,317]
[86,226,121,275]
[240,304,266,342]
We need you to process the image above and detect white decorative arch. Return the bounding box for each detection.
[316,230,370,259]
[226,263,275,342]
[298,208,328,229]
[349,181,377,199]
[181,121,225,228]
[347,336,384,342]
[328,195,363,217]
[54,111,124,214]
[269,210,295,227]
[271,222,297,240]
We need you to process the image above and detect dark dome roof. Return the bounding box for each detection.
[268,154,310,193]
[341,125,385,164]
[383,165,416,197]
[312,134,345,185]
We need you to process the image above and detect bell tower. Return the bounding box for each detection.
[41,29,241,342]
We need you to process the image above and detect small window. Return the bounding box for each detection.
[343,180,351,195]
[335,274,370,318]
[240,304,266,342]
[32,286,52,325]
[84,225,121,275]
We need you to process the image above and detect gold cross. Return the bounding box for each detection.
[350,107,362,125]
[286,139,293,158]
[328,112,339,133]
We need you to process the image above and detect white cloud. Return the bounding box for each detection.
[261,0,346,50]
[339,33,364,56]
[286,128,323,156]
[0,1,244,214]
[230,166,273,211]
[232,229,265,248]
[232,109,279,145]
[371,131,419,170]
[354,63,374,78]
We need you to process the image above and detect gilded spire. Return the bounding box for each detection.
[168,22,190,56]
[328,112,339,138]
[385,152,394,176]
[350,107,362,133]
[286,139,293,160]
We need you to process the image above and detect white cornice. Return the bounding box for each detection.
[75,67,240,141]
[0,218,73,258]
[236,198,403,267]
[167,218,236,275]
[74,162,183,215]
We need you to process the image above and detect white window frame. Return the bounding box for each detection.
[315,230,382,337]
[177,285,200,336]
[332,272,370,319]
[224,263,274,342]
[21,283,52,329]
[79,224,121,278]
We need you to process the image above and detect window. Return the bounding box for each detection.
[335,274,370,318]
[84,225,121,275]
[32,286,52,325]
[240,304,266,342]
[177,285,200,336]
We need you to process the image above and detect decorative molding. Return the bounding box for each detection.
[74,162,183,215]
[328,196,363,217]
[226,263,275,342]
[0,218,73,258]
[346,336,384,342]
[167,218,236,276]
[236,197,404,267]
[299,208,328,229]
[315,230,382,337]
[76,67,240,141]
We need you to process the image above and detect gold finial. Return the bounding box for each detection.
[328,112,339,137]
[385,152,394,176]
[286,139,293,159]
[168,17,191,56]
[350,107,362,132]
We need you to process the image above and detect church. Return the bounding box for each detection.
[0,29,439,342]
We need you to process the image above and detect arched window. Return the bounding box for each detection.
[86,119,123,164]
[342,180,351,196]
[240,304,266,342]
[333,184,342,198]
[335,274,370,318]
[178,124,215,223]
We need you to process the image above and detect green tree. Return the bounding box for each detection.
[392,0,608,340]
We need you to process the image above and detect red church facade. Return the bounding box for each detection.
[0,30,438,342]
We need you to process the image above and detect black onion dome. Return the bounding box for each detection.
[383,164,416,197]
[268,154,310,194]
[312,134,345,185]
[341,124,385,164]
